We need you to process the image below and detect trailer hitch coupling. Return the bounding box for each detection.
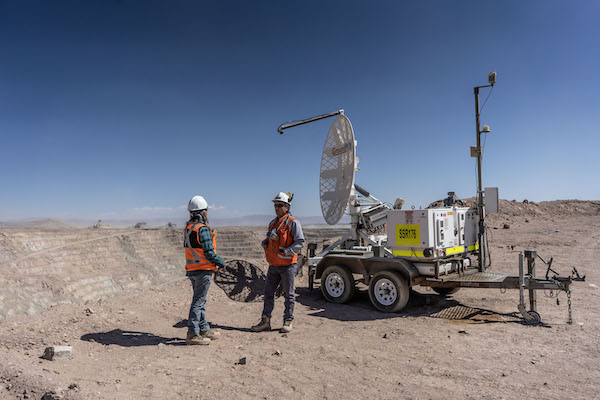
[571,266,585,282]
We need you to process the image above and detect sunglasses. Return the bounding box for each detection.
[274,203,287,208]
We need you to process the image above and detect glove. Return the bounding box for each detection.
[282,248,295,256]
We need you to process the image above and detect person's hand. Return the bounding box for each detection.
[217,266,226,273]
[261,242,268,250]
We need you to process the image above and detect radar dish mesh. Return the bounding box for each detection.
[213,260,267,302]
[319,115,355,225]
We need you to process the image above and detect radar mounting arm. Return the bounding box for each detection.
[277,110,344,134]
[354,183,384,205]
[276,110,393,264]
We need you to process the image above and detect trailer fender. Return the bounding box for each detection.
[316,256,419,286]
[362,258,419,286]
[316,256,368,282]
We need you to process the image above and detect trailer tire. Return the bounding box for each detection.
[321,265,355,304]
[432,287,460,296]
[368,271,410,313]
[524,310,541,325]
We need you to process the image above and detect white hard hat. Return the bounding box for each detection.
[273,192,293,205]
[188,195,208,212]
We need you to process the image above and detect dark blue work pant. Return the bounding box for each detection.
[262,264,296,321]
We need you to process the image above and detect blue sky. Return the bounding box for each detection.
[1,0,598,222]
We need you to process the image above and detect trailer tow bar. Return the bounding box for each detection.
[517,250,585,325]
[535,253,586,325]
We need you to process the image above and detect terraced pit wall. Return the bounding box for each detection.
[0,226,347,319]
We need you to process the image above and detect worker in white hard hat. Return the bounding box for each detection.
[251,192,305,333]
[184,195,226,345]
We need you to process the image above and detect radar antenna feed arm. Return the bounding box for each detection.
[354,183,384,204]
[354,183,370,197]
[277,110,344,134]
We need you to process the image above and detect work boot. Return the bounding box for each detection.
[199,329,221,340]
[251,315,271,332]
[186,331,210,345]
[280,320,293,333]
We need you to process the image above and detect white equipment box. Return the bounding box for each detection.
[387,207,479,261]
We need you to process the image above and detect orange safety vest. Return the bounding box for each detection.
[265,214,298,266]
[184,222,218,272]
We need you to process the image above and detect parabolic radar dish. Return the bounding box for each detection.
[320,114,356,225]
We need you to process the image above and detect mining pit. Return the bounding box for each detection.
[0,200,599,399]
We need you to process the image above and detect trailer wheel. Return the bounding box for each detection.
[432,287,460,296]
[523,310,541,325]
[321,265,355,304]
[368,271,410,313]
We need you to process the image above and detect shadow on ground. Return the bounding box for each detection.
[172,320,188,328]
[173,319,257,333]
[81,329,186,347]
[295,287,546,326]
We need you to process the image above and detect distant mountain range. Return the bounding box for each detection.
[0,218,73,229]
[3,200,600,229]
[0,215,351,229]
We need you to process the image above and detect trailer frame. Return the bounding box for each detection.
[307,246,583,325]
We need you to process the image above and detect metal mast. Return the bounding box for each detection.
[474,72,495,272]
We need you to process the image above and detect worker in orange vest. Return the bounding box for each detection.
[251,192,305,333]
[184,195,226,345]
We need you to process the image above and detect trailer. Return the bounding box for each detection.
[308,242,583,324]
[277,73,584,324]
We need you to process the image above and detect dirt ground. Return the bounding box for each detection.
[1,201,599,399]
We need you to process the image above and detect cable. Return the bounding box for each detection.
[474,160,479,197]
[479,86,494,113]
[484,221,492,269]
[481,132,488,190]
[479,85,494,155]
[482,131,488,154]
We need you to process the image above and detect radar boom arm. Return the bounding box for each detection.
[277,110,344,134]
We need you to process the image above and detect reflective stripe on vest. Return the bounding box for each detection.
[277,246,294,259]
[184,223,204,263]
